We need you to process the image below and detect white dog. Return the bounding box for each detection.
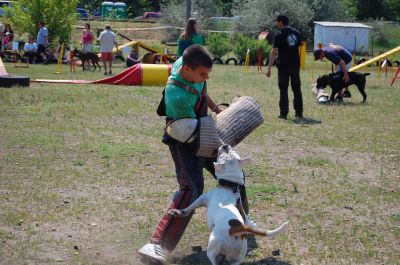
[169,145,288,265]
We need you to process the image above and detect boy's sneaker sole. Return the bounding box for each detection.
[138,243,166,264]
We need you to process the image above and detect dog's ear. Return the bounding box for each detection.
[240,157,251,166]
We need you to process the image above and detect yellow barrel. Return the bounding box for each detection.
[142,64,171,86]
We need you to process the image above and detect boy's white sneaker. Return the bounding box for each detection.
[138,243,166,264]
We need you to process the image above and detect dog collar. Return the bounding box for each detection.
[218,179,241,193]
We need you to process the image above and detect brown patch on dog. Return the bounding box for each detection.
[228,219,267,237]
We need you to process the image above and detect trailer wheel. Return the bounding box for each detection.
[212,58,223,64]
[357,58,366,65]
[225,58,238,65]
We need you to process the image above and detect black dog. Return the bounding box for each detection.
[74,50,101,72]
[316,72,370,103]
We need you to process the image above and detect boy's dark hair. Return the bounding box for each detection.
[105,25,111,30]
[39,21,45,26]
[276,14,289,26]
[182,44,212,69]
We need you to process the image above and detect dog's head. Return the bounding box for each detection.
[213,145,250,185]
[315,75,330,89]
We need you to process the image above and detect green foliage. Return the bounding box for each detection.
[160,0,186,42]
[4,0,78,46]
[232,33,270,61]
[306,0,353,22]
[232,0,314,42]
[206,33,231,58]
[160,0,222,42]
[366,19,400,52]
[343,0,400,22]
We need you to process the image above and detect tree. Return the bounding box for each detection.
[160,0,221,41]
[5,0,78,46]
[232,0,314,41]
[306,0,353,22]
[382,0,400,22]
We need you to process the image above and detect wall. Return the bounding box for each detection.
[314,24,369,53]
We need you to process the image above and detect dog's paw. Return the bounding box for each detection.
[168,209,183,217]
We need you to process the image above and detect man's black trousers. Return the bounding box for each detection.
[277,67,303,117]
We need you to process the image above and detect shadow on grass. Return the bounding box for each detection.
[242,257,292,265]
[288,117,322,125]
[326,100,369,106]
[176,251,291,265]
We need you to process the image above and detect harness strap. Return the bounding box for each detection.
[167,79,207,113]
[218,179,242,193]
[167,79,198,95]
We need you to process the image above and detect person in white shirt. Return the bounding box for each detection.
[23,36,38,64]
[97,25,118,75]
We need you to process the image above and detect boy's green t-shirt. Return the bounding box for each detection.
[165,57,206,119]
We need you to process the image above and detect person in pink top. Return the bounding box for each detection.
[81,23,95,70]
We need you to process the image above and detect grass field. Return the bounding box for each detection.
[1,57,400,265]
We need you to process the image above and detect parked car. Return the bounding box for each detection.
[143,12,161,19]
[76,7,89,19]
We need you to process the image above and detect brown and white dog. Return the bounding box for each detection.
[169,145,288,265]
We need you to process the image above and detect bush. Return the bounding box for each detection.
[232,33,271,62]
[206,33,231,58]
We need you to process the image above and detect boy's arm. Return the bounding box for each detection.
[206,94,222,114]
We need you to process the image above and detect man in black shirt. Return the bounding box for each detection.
[266,15,303,119]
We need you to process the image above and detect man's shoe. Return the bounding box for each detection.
[278,115,287,120]
[295,114,303,119]
[109,70,112,75]
[342,90,352,98]
[104,72,108,76]
[138,243,166,264]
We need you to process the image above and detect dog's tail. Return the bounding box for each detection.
[228,219,289,238]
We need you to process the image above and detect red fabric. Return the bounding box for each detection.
[150,187,194,251]
[31,79,92,84]
[93,64,143,85]
[32,64,171,86]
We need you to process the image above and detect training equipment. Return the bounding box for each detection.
[194,96,264,157]
[391,66,400,86]
[101,40,176,64]
[165,118,198,143]
[32,63,171,86]
[312,85,329,104]
[349,46,400,72]
[55,43,64,74]
[196,115,222,157]
[217,96,264,147]
[0,57,30,88]
[318,95,329,104]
